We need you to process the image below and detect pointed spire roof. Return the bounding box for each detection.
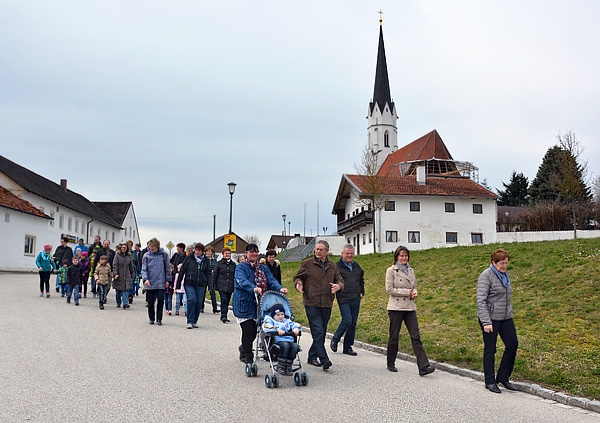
[369,25,394,114]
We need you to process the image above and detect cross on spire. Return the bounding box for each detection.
[379,9,383,25]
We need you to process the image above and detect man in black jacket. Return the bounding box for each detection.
[53,237,73,292]
[330,244,364,356]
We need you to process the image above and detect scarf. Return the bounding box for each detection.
[249,260,268,295]
[490,263,510,287]
[396,261,411,276]
[194,254,205,265]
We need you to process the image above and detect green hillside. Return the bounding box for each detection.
[280,237,600,400]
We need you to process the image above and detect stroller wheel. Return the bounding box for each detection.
[265,373,273,388]
[272,373,279,388]
[301,372,309,386]
[251,363,258,377]
[245,363,252,377]
[294,372,301,386]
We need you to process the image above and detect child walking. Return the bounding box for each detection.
[36,244,56,298]
[79,251,91,298]
[57,260,69,297]
[66,257,82,305]
[262,303,302,375]
[174,263,187,316]
[95,255,113,310]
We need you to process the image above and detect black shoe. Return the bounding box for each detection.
[343,348,357,356]
[286,366,293,376]
[486,383,502,394]
[276,365,287,375]
[157,321,162,326]
[497,380,517,391]
[149,321,155,325]
[238,345,245,363]
[387,365,398,372]
[330,339,338,353]
[67,299,70,303]
[321,360,332,370]
[213,309,220,314]
[55,287,59,293]
[75,303,79,306]
[419,365,435,376]
[117,304,121,308]
[221,319,230,323]
[99,304,104,310]
[199,310,204,313]
[308,359,321,367]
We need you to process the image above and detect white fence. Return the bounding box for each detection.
[495,230,600,243]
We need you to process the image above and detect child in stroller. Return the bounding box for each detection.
[262,303,301,376]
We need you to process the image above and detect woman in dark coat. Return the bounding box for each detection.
[213,247,236,323]
[112,243,135,309]
[176,243,211,329]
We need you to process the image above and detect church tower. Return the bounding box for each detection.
[367,18,398,172]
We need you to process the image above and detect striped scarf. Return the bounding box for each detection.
[249,260,268,295]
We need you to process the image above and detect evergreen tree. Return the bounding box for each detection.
[497,171,529,206]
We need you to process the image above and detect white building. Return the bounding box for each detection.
[332,22,498,254]
[0,155,140,271]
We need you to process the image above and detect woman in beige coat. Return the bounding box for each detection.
[385,245,435,376]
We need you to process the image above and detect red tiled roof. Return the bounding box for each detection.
[378,129,453,176]
[0,186,51,218]
[345,174,498,198]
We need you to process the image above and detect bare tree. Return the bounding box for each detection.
[556,130,591,238]
[592,175,600,202]
[354,145,386,253]
[244,234,261,249]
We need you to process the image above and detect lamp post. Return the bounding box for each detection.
[228,182,236,234]
[288,222,291,237]
[323,226,328,235]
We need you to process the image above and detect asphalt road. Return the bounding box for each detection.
[1,272,598,423]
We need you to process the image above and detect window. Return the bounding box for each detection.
[369,232,372,243]
[384,130,390,148]
[49,210,55,226]
[386,231,398,242]
[105,230,108,240]
[347,214,350,219]
[473,204,483,214]
[59,214,64,229]
[471,233,483,244]
[446,232,458,243]
[125,227,128,236]
[385,201,395,211]
[409,202,420,212]
[24,235,36,255]
[133,230,135,239]
[445,203,455,213]
[82,224,85,234]
[89,224,94,236]
[67,217,72,231]
[363,234,366,245]
[408,231,420,243]
[5,213,9,222]
[347,238,351,244]
[353,236,356,246]
[74,219,79,233]
[97,228,101,236]
[112,232,115,243]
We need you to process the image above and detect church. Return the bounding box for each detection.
[332,20,498,254]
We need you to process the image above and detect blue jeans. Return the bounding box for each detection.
[60,283,68,296]
[165,292,173,311]
[97,284,106,305]
[115,289,129,307]
[175,293,187,313]
[304,306,332,362]
[277,341,299,364]
[66,284,79,303]
[185,285,206,324]
[332,297,361,351]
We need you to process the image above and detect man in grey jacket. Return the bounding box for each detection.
[142,238,172,325]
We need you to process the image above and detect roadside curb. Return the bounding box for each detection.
[317,330,600,414]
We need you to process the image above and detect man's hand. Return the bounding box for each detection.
[114,275,119,280]
[254,287,262,294]
[294,281,303,293]
[331,283,341,294]
[144,280,150,287]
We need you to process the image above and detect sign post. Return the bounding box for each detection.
[166,241,174,258]
[224,234,237,252]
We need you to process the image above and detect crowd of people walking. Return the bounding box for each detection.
[35,236,518,393]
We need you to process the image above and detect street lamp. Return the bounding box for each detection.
[323,226,328,235]
[228,182,236,234]
[288,222,291,237]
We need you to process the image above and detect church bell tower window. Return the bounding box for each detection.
[384,131,390,148]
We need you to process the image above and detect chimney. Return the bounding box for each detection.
[416,166,426,185]
[60,179,67,190]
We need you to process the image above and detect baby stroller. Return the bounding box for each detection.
[244,290,308,388]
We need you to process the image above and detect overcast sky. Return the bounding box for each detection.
[1,1,598,248]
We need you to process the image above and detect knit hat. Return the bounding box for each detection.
[81,251,88,257]
[62,259,70,265]
[270,303,285,318]
[43,244,51,252]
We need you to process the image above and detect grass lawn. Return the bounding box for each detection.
[280,237,600,400]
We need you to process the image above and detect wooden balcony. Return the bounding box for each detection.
[337,210,374,234]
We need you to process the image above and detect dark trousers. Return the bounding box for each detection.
[332,296,361,351]
[304,306,332,362]
[480,318,518,385]
[39,271,51,293]
[387,310,430,369]
[219,291,232,320]
[185,285,206,324]
[97,284,107,305]
[146,289,164,323]
[80,278,88,296]
[277,341,299,364]
[240,319,257,362]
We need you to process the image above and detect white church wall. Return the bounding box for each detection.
[496,230,600,243]
[0,206,51,271]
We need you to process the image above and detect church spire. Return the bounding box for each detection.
[370,22,393,114]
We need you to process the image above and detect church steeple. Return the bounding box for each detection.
[369,25,394,115]
[367,17,398,172]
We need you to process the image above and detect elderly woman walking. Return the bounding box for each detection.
[477,248,518,394]
[142,238,172,325]
[176,243,211,329]
[113,243,135,309]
